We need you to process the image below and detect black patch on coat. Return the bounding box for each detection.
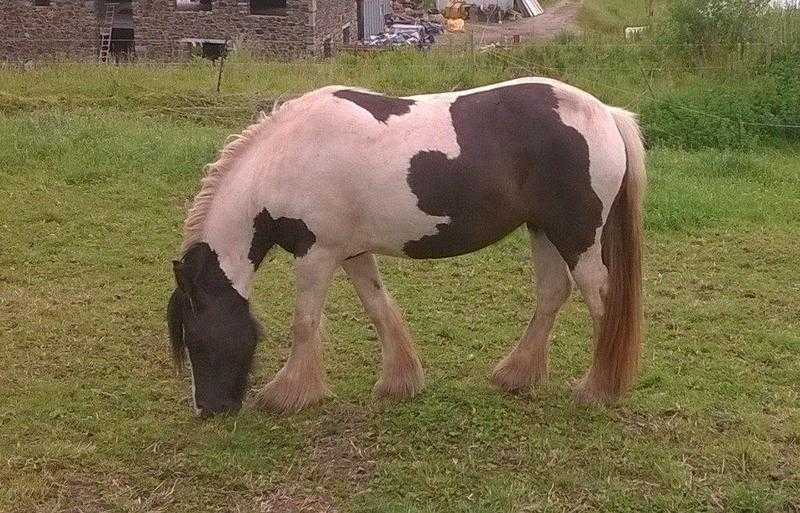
[333,89,415,123]
[169,242,261,416]
[178,242,237,295]
[403,83,603,269]
[601,152,629,269]
[249,209,317,267]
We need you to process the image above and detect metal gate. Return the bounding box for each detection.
[359,0,391,40]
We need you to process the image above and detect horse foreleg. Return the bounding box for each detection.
[255,249,338,414]
[492,231,572,393]
[343,253,424,401]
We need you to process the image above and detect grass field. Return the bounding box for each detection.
[2,4,800,503]
[1,85,799,512]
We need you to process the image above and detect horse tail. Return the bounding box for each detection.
[595,106,646,399]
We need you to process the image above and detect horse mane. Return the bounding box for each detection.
[180,101,284,254]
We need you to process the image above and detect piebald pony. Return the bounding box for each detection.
[167,77,646,416]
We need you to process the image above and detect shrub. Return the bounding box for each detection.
[661,0,772,56]
[640,74,800,149]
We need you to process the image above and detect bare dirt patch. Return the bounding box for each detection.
[309,407,378,487]
[259,490,337,513]
[257,407,378,513]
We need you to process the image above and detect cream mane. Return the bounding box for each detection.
[180,103,284,254]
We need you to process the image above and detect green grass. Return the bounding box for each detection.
[578,0,654,34]
[5,38,798,150]
[1,65,799,512]
[3,5,799,510]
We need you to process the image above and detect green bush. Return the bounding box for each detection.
[657,0,800,61]
[508,35,800,149]
[640,73,800,149]
[666,0,770,45]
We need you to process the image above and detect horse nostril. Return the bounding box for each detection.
[194,399,241,417]
[224,402,242,414]
[195,401,211,417]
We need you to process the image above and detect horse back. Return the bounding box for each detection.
[260,79,625,265]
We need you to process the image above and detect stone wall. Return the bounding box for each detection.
[134,0,316,60]
[312,0,357,55]
[0,0,98,61]
[0,0,359,61]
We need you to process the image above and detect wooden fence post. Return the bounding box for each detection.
[216,38,228,94]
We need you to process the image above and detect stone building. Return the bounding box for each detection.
[0,0,376,62]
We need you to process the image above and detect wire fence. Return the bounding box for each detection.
[4,36,800,45]
[2,35,799,132]
[482,48,800,130]
[1,47,795,73]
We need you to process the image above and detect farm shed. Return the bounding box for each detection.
[0,0,384,62]
[358,0,392,39]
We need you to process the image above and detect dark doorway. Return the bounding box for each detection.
[250,0,287,14]
[356,0,365,40]
[110,28,135,61]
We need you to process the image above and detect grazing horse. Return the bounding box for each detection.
[167,77,645,417]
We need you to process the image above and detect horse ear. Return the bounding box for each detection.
[167,288,186,371]
[172,260,188,291]
[173,260,197,313]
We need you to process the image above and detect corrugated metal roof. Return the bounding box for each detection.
[517,0,544,16]
[362,0,392,38]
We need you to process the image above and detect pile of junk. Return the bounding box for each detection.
[361,14,445,48]
[358,0,543,48]
[438,0,544,31]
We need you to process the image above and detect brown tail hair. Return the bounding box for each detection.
[593,107,646,400]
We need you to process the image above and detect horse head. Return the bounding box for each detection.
[167,243,261,417]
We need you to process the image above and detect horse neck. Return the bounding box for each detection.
[201,171,258,299]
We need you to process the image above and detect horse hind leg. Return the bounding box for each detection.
[572,106,645,404]
[492,230,572,393]
[570,243,614,403]
[343,253,424,400]
[571,238,642,404]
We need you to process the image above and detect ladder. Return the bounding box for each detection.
[98,3,116,63]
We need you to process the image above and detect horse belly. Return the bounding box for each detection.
[399,188,527,259]
[351,159,528,260]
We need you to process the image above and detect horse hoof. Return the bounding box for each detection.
[373,359,425,401]
[491,356,546,394]
[373,376,424,401]
[571,376,616,406]
[253,374,329,414]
